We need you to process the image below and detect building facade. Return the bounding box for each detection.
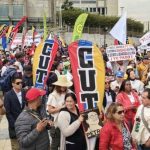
[63,0,118,16]
[0,0,56,28]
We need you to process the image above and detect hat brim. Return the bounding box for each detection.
[116,76,123,78]
[39,89,46,96]
[52,81,73,87]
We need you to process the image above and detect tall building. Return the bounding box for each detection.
[0,0,56,28]
[61,0,118,16]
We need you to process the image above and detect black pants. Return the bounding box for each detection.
[9,127,16,139]
[50,127,60,150]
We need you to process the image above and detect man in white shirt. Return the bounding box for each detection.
[132,88,150,150]
[4,74,26,139]
[110,71,124,93]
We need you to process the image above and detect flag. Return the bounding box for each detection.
[68,40,105,111]
[6,25,14,38]
[43,12,48,40]
[33,39,58,89]
[21,28,28,49]
[8,16,27,46]
[2,36,7,50]
[72,13,88,42]
[110,12,127,45]
[0,24,8,39]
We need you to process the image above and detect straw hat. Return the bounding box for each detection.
[52,75,73,87]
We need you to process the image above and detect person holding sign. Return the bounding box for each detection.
[57,92,86,150]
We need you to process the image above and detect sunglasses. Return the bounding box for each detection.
[15,82,23,85]
[105,82,110,84]
[116,110,125,115]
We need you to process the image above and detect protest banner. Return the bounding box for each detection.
[68,40,105,111]
[139,31,150,45]
[33,39,58,89]
[81,108,103,138]
[8,16,27,47]
[106,44,136,62]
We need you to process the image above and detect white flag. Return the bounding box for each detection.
[110,12,127,44]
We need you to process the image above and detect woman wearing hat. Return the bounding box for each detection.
[47,75,73,150]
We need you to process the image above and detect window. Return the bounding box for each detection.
[0,5,9,17]
[102,7,105,15]
[98,7,100,14]
[13,5,24,18]
[90,8,93,12]
[93,8,96,12]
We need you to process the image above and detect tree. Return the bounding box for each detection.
[61,0,73,10]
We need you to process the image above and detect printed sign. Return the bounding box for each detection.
[81,108,102,138]
[68,40,105,111]
[139,31,150,45]
[106,44,136,62]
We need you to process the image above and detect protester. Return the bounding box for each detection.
[131,88,150,150]
[116,79,140,131]
[99,102,135,150]
[1,59,9,77]
[0,63,18,93]
[126,69,144,95]
[58,92,86,150]
[47,75,73,150]
[54,61,63,77]
[110,71,124,93]
[22,65,33,90]
[128,60,139,78]
[15,52,25,75]
[137,55,149,84]
[46,71,58,95]
[111,60,129,75]
[103,78,116,110]
[15,88,51,150]
[0,97,5,115]
[4,74,26,139]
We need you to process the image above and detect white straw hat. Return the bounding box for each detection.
[52,75,73,87]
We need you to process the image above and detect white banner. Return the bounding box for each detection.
[106,44,136,62]
[11,34,41,49]
[139,31,150,45]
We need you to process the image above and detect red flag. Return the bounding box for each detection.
[8,16,27,47]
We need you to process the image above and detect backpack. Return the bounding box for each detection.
[0,67,17,92]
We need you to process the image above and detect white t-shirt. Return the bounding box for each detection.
[47,90,66,126]
[127,93,135,104]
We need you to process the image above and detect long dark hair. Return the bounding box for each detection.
[126,69,134,80]
[119,79,131,93]
[65,92,77,103]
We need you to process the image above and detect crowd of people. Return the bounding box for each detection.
[0,44,150,150]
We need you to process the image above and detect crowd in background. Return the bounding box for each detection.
[0,44,150,150]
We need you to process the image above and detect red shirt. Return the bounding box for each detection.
[99,121,128,150]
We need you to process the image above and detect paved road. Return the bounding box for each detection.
[0,115,19,150]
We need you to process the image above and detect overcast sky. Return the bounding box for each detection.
[119,0,150,23]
